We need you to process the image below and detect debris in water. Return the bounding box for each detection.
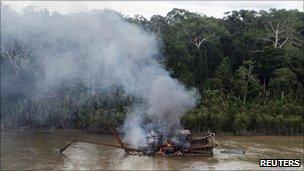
[220,149,245,154]
[59,124,216,156]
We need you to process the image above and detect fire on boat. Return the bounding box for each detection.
[59,124,217,157]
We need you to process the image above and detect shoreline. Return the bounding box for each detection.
[1,127,303,137]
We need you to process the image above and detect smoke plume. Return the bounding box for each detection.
[1,5,199,146]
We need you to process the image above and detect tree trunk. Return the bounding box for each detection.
[274,29,278,48]
[263,77,266,98]
[243,94,246,104]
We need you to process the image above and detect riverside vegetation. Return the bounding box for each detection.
[1,7,303,135]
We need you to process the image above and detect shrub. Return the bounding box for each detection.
[233,112,251,135]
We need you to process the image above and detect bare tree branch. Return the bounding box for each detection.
[1,39,32,76]
[264,20,297,49]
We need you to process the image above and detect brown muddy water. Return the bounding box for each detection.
[1,129,303,170]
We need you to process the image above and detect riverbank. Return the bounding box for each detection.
[1,126,303,137]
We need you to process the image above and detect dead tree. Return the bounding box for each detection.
[168,16,207,50]
[181,24,207,50]
[264,19,300,49]
[1,39,33,76]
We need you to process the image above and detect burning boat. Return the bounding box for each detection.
[59,124,216,156]
[128,129,215,156]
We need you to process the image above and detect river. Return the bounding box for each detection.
[1,129,303,170]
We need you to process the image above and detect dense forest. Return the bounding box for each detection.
[1,7,303,135]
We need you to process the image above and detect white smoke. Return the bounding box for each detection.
[1,5,199,146]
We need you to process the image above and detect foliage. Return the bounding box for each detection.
[233,111,251,135]
[1,7,303,135]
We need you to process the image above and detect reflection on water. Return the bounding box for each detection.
[1,129,303,170]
